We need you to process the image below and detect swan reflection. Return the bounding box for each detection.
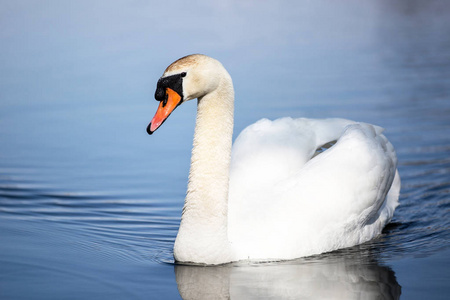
[175,249,401,300]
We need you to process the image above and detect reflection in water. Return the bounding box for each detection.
[175,249,401,300]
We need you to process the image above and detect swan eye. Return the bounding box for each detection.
[181,72,187,77]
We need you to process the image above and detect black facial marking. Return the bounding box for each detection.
[154,73,185,104]
[163,93,168,107]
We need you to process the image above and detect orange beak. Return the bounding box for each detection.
[147,88,182,134]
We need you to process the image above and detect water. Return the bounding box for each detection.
[1,0,449,299]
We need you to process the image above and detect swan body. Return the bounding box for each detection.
[147,54,400,265]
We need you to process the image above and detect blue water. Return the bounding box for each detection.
[1,0,449,299]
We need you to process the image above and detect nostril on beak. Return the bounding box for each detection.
[162,93,168,107]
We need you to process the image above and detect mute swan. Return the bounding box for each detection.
[147,54,400,265]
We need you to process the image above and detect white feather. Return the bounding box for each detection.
[158,54,400,264]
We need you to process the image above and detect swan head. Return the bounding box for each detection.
[147,54,229,134]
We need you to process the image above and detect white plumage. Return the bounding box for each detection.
[148,54,400,265]
[229,118,400,260]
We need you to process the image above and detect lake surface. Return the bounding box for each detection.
[1,0,449,299]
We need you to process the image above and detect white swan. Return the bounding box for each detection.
[147,54,400,265]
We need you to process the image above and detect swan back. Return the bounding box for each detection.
[230,118,358,188]
[228,118,399,260]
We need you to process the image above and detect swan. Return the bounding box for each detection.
[147,54,400,265]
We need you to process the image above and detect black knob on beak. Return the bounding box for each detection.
[155,87,166,101]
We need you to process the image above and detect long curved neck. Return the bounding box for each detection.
[174,75,235,264]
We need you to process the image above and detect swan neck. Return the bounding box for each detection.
[174,74,234,264]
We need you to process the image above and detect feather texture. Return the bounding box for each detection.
[151,55,400,264]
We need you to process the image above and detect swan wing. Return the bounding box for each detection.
[284,122,399,226]
[228,118,399,260]
[230,117,360,190]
